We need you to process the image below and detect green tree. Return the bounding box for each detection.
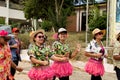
[23,0,54,31]
[23,0,74,31]
[88,5,107,31]
[47,0,74,31]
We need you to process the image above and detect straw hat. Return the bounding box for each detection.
[92,28,105,36]
[30,29,45,43]
[29,31,35,37]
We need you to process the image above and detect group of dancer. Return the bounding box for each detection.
[27,28,80,80]
[0,27,120,80]
[27,27,120,80]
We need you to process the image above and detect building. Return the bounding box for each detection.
[67,0,107,32]
[109,0,120,43]
[0,0,26,25]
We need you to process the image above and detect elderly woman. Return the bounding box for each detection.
[0,30,23,80]
[27,29,54,80]
[113,32,120,80]
[84,28,107,80]
[51,28,80,80]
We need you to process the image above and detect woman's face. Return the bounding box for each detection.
[58,32,67,41]
[0,37,6,44]
[13,30,19,37]
[95,32,104,40]
[34,33,45,44]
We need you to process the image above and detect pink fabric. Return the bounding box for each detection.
[51,61,73,78]
[28,66,54,80]
[0,30,8,36]
[52,33,58,40]
[85,59,104,76]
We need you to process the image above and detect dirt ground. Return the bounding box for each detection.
[14,61,117,80]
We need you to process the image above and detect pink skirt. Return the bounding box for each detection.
[84,59,104,76]
[51,61,73,78]
[28,66,54,80]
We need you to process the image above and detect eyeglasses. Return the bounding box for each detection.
[15,30,19,33]
[37,36,44,39]
[98,32,103,35]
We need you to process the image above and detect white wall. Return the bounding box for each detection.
[0,6,26,20]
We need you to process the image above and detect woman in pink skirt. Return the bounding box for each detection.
[84,28,108,80]
[51,28,80,80]
[27,30,54,80]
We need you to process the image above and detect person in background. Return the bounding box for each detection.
[28,31,35,48]
[84,28,108,80]
[27,29,54,80]
[51,28,80,80]
[113,32,120,80]
[0,30,23,80]
[9,28,22,79]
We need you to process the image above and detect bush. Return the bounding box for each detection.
[41,20,52,31]
[0,17,5,24]
[88,5,107,31]
[19,33,30,49]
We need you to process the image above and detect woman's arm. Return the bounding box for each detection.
[70,44,81,59]
[84,52,102,58]
[30,56,48,66]
[10,43,18,48]
[51,55,68,62]
[11,60,23,72]
[113,55,120,60]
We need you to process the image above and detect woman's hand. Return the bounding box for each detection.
[16,66,23,72]
[42,61,49,66]
[60,57,69,62]
[75,44,81,52]
[104,54,108,58]
[95,53,103,58]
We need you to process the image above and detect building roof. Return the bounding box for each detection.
[73,0,106,7]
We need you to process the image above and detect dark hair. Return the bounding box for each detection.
[0,36,11,42]
[93,36,96,39]
[58,31,67,35]
[117,33,120,41]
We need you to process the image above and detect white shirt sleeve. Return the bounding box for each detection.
[85,43,92,52]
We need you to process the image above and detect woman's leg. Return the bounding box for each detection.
[53,76,56,80]
[114,66,120,80]
[59,76,69,80]
[11,60,18,76]
[91,75,102,80]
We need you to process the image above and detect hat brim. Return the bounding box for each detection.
[94,30,106,36]
[100,30,106,36]
[30,29,45,43]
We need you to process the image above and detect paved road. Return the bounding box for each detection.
[14,61,117,80]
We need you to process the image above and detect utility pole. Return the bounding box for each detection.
[6,0,9,25]
[86,0,89,44]
[106,0,110,47]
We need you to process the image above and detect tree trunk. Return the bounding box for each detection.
[31,18,37,31]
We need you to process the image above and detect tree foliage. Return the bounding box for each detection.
[23,0,74,31]
[23,0,54,19]
[47,0,74,31]
[88,5,107,31]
